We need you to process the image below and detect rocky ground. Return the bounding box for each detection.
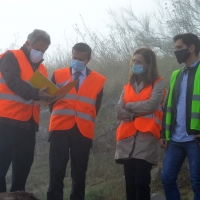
[0,191,39,200]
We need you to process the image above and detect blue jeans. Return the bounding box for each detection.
[162,140,200,200]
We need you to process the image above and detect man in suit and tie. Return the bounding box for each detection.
[47,43,106,200]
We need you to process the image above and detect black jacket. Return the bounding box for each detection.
[161,61,200,139]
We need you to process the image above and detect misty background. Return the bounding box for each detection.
[1,0,200,199]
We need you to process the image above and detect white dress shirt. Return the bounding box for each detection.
[71,67,87,89]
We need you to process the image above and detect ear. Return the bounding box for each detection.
[85,59,90,65]
[145,63,149,69]
[25,41,30,49]
[25,41,29,46]
[189,44,195,53]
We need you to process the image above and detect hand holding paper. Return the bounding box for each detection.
[38,87,57,102]
[29,70,78,107]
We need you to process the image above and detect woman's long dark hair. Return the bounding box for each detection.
[129,48,160,86]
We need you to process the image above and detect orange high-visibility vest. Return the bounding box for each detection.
[49,67,106,139]
[0,49,48,124]
[116,78,165,142]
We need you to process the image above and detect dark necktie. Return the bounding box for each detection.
[74,71,82,91]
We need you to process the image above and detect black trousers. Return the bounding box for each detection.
[47,124,92,200]
[0,122,35,192]
[124,158,153,200]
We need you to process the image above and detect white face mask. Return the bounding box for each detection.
[30,49,44,63]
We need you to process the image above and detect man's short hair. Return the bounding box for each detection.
[72,43,92,60]
[27,29,51,45]
[173,33,200,56]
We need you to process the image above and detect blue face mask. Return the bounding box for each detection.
[132,64,145,75]
[70,60,86,71]
[30,49,44,63]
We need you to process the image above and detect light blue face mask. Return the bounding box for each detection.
[70,60,86,71]
[30,49,44,63]
[132,64,145,75]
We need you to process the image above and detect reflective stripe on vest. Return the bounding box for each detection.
[62,94,96,105]
[166,107,171,112]
[191,113,200,118]
[191,94,200,120]
[143,114,162,126]
[0,77,40,106]
[62,94,77,100]
[78,96,96,105]
[0,93,33,105]
[193,94,200,101]
[141,106,162,126]
[52,109,75,116]
[52,109,95,123]
[165,124,171,131]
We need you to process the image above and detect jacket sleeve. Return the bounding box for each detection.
[160,89,169,139]
[0,51,39,101]
[125,79,165,114]
[116,89,136,121]
[95,88,103,115]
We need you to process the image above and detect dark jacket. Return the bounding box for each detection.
[49,67,103,115]
[0,45,43,131]
[161,61,200,139]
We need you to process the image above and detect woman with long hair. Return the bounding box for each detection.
[115,48,165,200]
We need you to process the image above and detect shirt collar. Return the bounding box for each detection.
[191,60,200,68]
[182,59,200,72]
[72,67,87,76]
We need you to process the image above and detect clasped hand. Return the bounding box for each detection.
[124,102,133,112]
